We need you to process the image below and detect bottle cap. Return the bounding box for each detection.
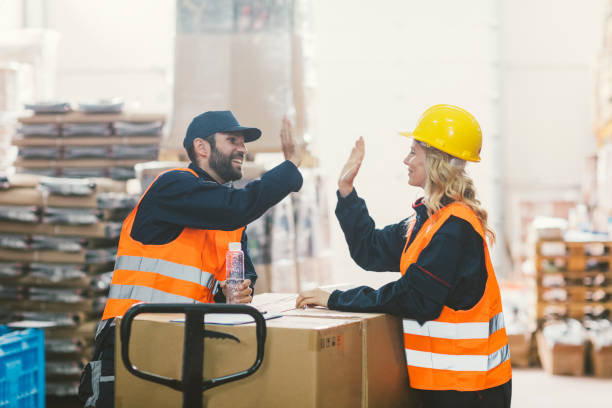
[228,242,241,251]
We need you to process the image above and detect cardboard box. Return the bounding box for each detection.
[282,306,419,408]
[115,313,363,408]
[507,333,532,367]
[536,331,586,376]
[591,345,612,378]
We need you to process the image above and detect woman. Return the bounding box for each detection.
[296,105,512,408]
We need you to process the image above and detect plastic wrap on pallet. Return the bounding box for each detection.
[46,381,79,397]
[269,195,295,263]
[90,271,113,292]
[28,287,87,303]
[45,338,87,354]
[29,263,87,280]
[293,169,331,260]
[113,121,163,136]
[97,192,138,210]
[62,122,111,137]
[42,207,100,225]
[16,311,83,327]
[0,233,29,250]
[0,261,23,278]
[30,235,84,252]
[46,359,84,376]
[17,123,59,137]
[30,287,88,303]
[246,214,269,265]
[85,247,117,264]
[0,284,25,300]
[18,146,59,159]
[63,145,109,159]
[108,167,136,180]
[543,319,588,346]
[16,167,56,177]
[40,176,96,196]
[0,205,39,223]
[61,167,105,178]
[584,319,612,350]
[78,98,124,114]
[110,144,158,159]
[25,101,71,114]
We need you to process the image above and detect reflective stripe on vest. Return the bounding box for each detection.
[109,284,201,304]
[404,344,510,372]
[115,255,216,289]
[403,312,505,340]
[399,202,512,391]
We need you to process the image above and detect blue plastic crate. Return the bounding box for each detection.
[0,326,45,408]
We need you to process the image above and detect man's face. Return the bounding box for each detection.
[209,132,247,182]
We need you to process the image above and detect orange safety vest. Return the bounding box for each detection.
[400,202,512,391]
[101,168,245,320]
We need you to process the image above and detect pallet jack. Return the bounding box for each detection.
[120,303,266,408]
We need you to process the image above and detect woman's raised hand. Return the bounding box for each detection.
[338,137,365,197]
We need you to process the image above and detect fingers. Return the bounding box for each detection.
[295,291,312,308]
[241,279,251,289]
[234,285,253,304]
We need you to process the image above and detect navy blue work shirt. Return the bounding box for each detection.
[328,189,487,324]
[129,160,303,302]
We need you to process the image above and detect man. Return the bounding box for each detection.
[79,111,304,407]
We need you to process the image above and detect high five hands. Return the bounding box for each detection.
[280,117,306,167]
[338,137,365,197]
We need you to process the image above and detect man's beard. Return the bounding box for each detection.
[209,147,243,182]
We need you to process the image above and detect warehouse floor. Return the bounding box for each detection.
[513,368,612,407]
[47,369,612,407]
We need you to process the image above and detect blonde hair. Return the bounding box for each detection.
[420,143,496,245]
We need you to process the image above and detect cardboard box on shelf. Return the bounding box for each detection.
[507,333,532,367]
[591,345,612,378]
[536,331,586,376]
[115,313,363,408]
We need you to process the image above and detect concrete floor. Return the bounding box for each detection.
[513,368,612,407]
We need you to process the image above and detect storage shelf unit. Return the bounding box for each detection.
[534,240,612,322]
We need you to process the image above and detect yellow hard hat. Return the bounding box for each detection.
[399,104,482,162]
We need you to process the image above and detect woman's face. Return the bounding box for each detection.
[404,140,427,188]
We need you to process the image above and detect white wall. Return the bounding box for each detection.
[311,0,501,285]
[42,0,175,113]
[500,0,606,262]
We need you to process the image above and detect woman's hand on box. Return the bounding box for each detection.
[296,288,331,309]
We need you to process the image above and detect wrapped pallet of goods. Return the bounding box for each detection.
[584,318,612,377]
[0,174,138,398]
[14,109,164,180]
[537,319,588,376]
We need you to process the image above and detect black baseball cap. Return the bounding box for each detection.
[183,110,262,149]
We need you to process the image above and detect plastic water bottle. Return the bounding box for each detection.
[225,242,244,304]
